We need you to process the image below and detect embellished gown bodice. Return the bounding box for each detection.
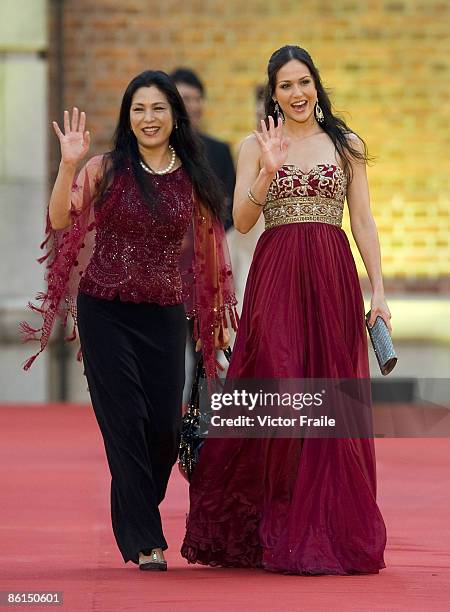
[263,163,347,230]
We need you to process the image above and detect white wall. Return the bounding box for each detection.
[0,1,48,402]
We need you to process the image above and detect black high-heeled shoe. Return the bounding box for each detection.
[139,550,168,572]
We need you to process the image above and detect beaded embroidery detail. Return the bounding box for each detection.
[264,163,347,230]
[79,166,193,304]
[264,196,344,229]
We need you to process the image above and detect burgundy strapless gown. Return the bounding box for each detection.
[181,164,387,575]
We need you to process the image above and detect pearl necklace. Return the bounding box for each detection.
[139,145,177,175]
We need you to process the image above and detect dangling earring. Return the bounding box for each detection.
[274,101,285,124]
[315,101,325,123]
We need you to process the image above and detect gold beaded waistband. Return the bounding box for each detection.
[263,196,344,230]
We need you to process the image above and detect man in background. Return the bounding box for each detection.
[170,67,236,230]
[254,83,266,127]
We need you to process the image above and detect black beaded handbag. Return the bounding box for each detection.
[178,347,232,482]
[365,311,398,376]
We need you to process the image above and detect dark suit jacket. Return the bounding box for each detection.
[200,133,236,230]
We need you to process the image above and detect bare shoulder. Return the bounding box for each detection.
[239,133,260,153]
[345,132,365,153]
[237,133,261,163]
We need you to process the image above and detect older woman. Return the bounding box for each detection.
[23,70,236,571]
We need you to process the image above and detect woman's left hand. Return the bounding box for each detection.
[216,327,231,350]
[368,293,392,333]
[195,327,231,352]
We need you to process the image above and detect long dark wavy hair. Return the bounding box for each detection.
[94,70,224,218]
[264,45,370,180]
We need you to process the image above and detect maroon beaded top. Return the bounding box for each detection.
[79,164,193,304]
[22,155,238,377]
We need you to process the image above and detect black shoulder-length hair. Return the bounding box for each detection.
[94,70,224,218]
[264,45,371,180]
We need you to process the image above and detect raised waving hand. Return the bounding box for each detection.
[253,115,290,175]
[52,107,90,167]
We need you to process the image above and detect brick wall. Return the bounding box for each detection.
[48,0,450,288]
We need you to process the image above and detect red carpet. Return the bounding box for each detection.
[0,404,449,611]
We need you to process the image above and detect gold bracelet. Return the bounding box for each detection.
[247,187,265,207]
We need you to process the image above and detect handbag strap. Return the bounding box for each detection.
[222,346,232,362]
[186,347,232,415]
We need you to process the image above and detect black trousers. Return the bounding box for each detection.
[77,291,186,564]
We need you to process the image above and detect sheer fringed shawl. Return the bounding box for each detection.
[21,155,238,378]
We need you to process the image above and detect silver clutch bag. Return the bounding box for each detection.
[365,311,398,376]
